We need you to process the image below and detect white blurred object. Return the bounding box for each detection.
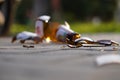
[96,54,120,66]
[35,15,50,38]
[64,21,70,29]
[35,20,44,38]
[75,37,94,42]
[16,31,37,40]
[38,15,51,22]
[11,31,41,44]
[56,23,74,42]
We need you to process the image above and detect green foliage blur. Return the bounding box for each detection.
[10,24,35,35]
[15,0,117,24]
[15,0,33,24]
[62,0,117,21]
[11,0,120,35]
[10,21,120,35]
[70,21,120,33]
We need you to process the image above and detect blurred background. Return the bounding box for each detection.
[0,0,120,36]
